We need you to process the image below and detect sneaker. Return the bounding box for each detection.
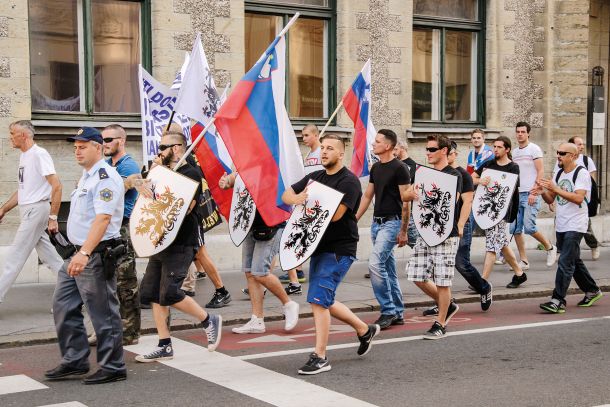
[577,290,603,307]
[423,321,446,340]
[374,314,396,330]
[357,324,380,356]
[232,315,266,334]
[391,316,405,325]
[204,314,222,352]
[241,288,267,297]
[494,255,506,265]
[591,247,600,261]
[546,245,558,267]
[135,344,174,363]
[183,290,195,297]
[467,285,477,293]
[506,273,527,288]
[298,352,331,375]
[364,273,370,279]
[285,283,302,296]
[279,270,306,283]
[422,305,439,317]
[196,271,207,280]
[206,291,232,308]
[480,283,493,312]
[445,300,459,325]
[283,301,299,331]
[510,260,529,271]
[539,300,566,314]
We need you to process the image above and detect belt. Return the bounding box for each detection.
[372,215,400,224]
[75,238,122,254]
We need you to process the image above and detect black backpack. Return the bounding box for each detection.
[554,165,598,217]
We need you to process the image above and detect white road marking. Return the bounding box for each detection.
[126,336,378,407]
[0,374,48,395]
[240,315,610,360]
[37,403,88,407]
[238,324,353,344]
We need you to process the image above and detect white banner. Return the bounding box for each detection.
[279,181,343,271]
[472,168,519,230]
[228,175,257,247]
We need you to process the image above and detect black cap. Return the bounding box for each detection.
[66,127,103,144]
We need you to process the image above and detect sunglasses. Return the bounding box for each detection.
[425,147,441,153]
[158,143,180,152]
[556,151,571,156]
[102,137,119,143]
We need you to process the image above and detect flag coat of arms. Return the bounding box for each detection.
[412,166,458,247]
[342,59,376,177]
[228,174,257,247]
[472,168,519,230]
[214,33,304,227]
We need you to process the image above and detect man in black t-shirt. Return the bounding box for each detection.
[135,131,222,362]
[406,135,465,339]
[283,134,380,375]
[356,129,411,330]
[394,140,420,248]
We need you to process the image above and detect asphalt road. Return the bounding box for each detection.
[0,295,608,407]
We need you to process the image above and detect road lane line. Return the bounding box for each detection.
[240,315,610,360]
[125,336,378,407]
[37,403,88,407]
[0,374,47,395]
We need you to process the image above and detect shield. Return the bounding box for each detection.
[130,165,199,257]
[279,180,344,271]
[472,168,519,230]
[412,165,458,247]
[228,174,256,246]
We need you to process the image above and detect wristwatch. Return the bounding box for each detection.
[79,250,90,257]
[49,214,58,221]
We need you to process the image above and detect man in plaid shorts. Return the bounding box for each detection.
[406,135,465,339]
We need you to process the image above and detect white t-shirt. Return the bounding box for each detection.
[18,144,56,205]
[512,142,543,192]
[304,146,323,175]
[553,166,591,233]
[553,154,596,174]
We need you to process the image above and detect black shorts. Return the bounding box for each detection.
[139,245,196,306]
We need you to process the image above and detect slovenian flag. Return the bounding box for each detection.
[342,59,376,177]
[215,33,304,226]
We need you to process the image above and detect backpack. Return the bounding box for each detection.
[554,165,598,217]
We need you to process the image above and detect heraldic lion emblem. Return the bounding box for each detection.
[476,181,510,221]
[417,182,452,237]
[135,184,185,247]
[284,200,329,260]
[232,186,255,232]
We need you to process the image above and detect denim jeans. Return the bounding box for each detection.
[510,192,541,235]
[369,219,404,317]
[455,220,490,294]
[584,219,599,249]
[552,231,599,304]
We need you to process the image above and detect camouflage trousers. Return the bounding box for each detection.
[118,224,141,342]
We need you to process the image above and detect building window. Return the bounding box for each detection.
[412,0,484,125]
[28,0,150,116]
[245,1,335,121]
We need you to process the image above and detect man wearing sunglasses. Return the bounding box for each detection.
[537,143,602,313]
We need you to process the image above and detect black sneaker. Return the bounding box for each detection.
[506,273,527,288]
[423,321,446,340]
[182,290,195,297]
[357,324,380,356]
[135,344,174,363]
[422,305,439,317]
[298,352,331,375]
[241,288,267,297]
[445,300,459,325]
[196,271,207,280]
[480,283,493,312]
[391,316,405,325]
[285,283,302,296]
[206,291,232,308]
[374,314,396,330]
[539,300,566,314]
[577,291,603,307]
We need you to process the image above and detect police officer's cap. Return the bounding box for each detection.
[66,127,103,144]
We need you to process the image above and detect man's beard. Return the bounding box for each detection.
[161,149,174,167]
[322,157,337,169]
[103,146,118,157]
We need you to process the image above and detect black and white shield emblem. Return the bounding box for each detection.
[228,174,257,247]
[472,168,518,229]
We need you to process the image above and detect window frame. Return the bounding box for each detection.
[245,0,337,126]
[29,0,152,122]
[412,0,486,127]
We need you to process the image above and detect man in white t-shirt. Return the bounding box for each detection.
[537,143,602,313]
[303,124,323,175]
[0,120,64,303]
[510,121,557,269]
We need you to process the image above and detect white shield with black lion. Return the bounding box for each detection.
[130,165,199,257]
[472,168,518,230]
[412,165,458,247]
[279,180,344,271]
[228,174,256,247]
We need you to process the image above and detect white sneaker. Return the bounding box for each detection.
[232,315,265,334]
[510,260,530,271]
[546,245,558,267]
[591,247,600,261]
[283,301,299,332]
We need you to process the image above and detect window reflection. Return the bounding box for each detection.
[412,28,440,121]
[444,31,475,121]
[414,0,478,20]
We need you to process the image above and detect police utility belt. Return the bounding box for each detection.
[372,215,400,224]
[76,238,126,280]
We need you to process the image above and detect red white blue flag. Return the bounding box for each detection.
[215,33,304,226]
[342,59,376,177]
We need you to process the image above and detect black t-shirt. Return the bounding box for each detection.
[476,160,520,222]
[369,159,410,217]
[438,165,463,238]
[291,167,362,257]
[455,166,474,219]
[171,162,203,248]
[402,157,418,184]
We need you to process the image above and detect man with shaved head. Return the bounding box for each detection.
[537,143,603,313]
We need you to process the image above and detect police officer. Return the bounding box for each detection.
[46,127,127,385]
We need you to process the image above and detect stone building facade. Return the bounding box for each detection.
[1,0,609,283]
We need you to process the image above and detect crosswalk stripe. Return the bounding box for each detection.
[0,374,48,396]
[37,403,88,407]
[126,336,378,407]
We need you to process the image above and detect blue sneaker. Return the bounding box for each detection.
[279,270,306,283]
[204,314,222,352]
[135,343,173,363]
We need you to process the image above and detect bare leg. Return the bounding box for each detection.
[530,231,552,250]
[436,286,451,326]
[287,268,299,284]
[245,272,265,318]
[312,304,330,358]
[501,246,523,276]
[196,246,223,289]
[172,296,208,320]
[329,301,368,336]
[152,303,171,339]
[514,233,527,263]
[482,252,496,280]
[414,280,439,302]
[254,274,290,305]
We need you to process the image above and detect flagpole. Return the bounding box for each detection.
[165,111,176,132]
[278,12,300,37]
[318,100,343,139]
[173,118,216,171]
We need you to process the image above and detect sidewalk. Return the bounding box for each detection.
[0,246,608,348]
